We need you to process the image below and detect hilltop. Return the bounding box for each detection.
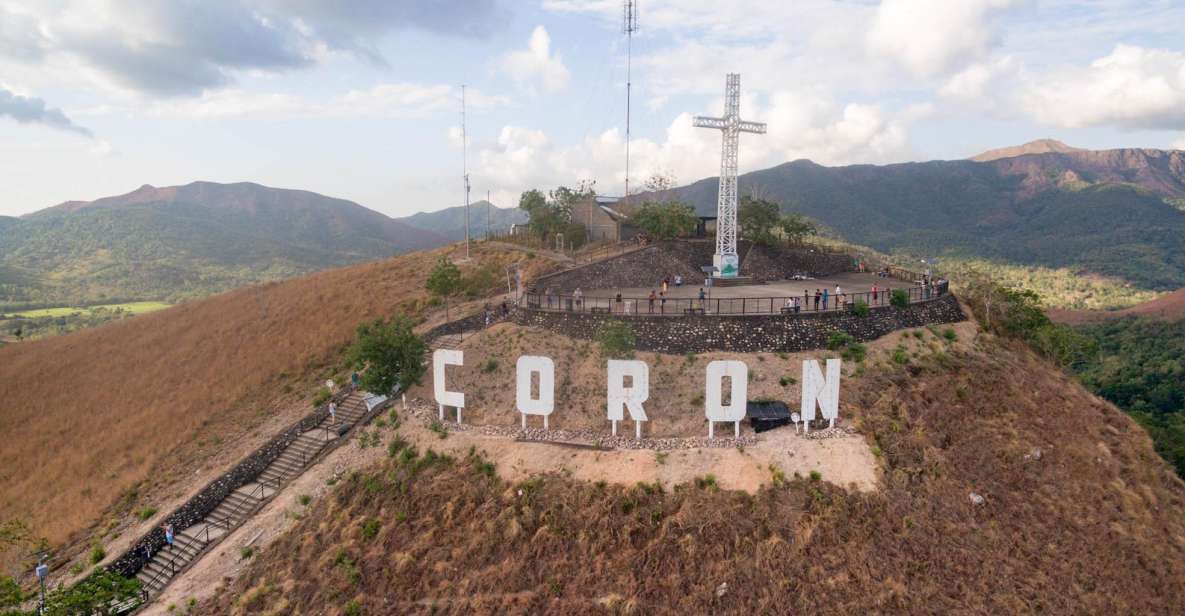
[0,181,447,306]
[662,143,1185,291]
[198,334,1185,614]
[970,138,1085,161]
[397,200,527,241]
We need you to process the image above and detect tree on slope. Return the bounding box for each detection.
[425,255,462,324]
[346,315,427,395]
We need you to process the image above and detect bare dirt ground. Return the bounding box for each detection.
[1049,286,1185,324]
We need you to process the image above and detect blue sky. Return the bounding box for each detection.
[1,0,1184,218]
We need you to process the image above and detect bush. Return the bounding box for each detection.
[890,289,910,308]
[779,375,797,387]
[597,320,636,358]
[0,576,22,609]
[891,346,909,365]
[240,547,255,560]
[481,358,498,374]
[827,331,855,350]
[841,343,867,363]
[346,314,427,396]
[137,506,158,521]
[850,299,870,317]
[89,544,106,565]
[942,328,958,341]
[312,386,332,408]
[361,519,381,541]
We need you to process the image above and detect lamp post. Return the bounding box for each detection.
[35,556,48,615]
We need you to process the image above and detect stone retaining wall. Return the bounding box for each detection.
[515,293,966,354]
[529,240,854,293]
[107,386,380,579]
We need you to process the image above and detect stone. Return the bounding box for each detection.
[716,582,729,598]
[969,492,985,506]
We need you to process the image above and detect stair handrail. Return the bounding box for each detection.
[139,552,180,602]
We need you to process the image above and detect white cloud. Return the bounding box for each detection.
[940,57,1015,101]
[1174,136,1185,151]
[497,26,570,94]
[141,83,508,119]
[867,0,1021,78]
[471,89,912,201]
[1023,45,1185,130]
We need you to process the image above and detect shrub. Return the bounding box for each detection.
[137,506,158,521]
[841,343,867,363]
[89,543,106,565]
[481,358,498,373]
[429,421,449,439]
[809,470,822,482]
[942,328,958,341]
[827,331,855,350]
[297,494,311,506]
[850,299,870,317]
[361,519,380,541]
[344,599,362,616]
[0,576,22,608]
[891,346,909,365]
[694,475,718,491]
[597,320,636,358]
[312,386,332,408]
[888,288,909,308]
[240,547,254,560]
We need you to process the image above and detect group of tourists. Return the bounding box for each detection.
[804,285,846,311]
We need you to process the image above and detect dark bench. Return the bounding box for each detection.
[683,308,706,316]
[589,306,611,314]
[780,307,801,315]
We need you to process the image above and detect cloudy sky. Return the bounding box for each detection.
[1,0,1184,218]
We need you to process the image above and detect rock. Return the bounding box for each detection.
[715,582,729,598]
[1024,447,1043,462]
[969,492,985,506]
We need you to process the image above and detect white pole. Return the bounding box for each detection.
[734,420,739,438]
[402,393,407,410]
[708,421,714,439]
[612,420,618,436]
[438,404,444,421]
[635,420,641,440]
[544,415,549,430]
[522,414,526,429]
[457,407,462,424]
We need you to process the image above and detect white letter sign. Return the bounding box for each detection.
[607,360,649,438]
[516,355,555,429]
[433,349,464,423]
[705,360,748,438]
[801,358,841,432]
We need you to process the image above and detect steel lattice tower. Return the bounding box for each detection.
[694,74,765,277]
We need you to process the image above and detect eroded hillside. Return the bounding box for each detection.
[200,337,1185,615]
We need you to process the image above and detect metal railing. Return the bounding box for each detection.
[523,281,949,317]
[139,554,180,601]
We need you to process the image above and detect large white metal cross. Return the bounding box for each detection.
[694,74,766,278]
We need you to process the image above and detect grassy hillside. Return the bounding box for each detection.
[0,241,553,573]
[201,338,1185,614]
[671,154,1185,290]
[0,182,447,307]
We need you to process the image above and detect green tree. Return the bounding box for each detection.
[738,196,781,245]
[425,256,462,323]
[20,569,141,616]
[630,201,699,239]
[516,183,595,245]
[779,213,817,246]
[0,575,22,609]
[346,315,427,395]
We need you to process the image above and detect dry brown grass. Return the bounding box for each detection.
[0,242,556,571]
[202,337,1185,615]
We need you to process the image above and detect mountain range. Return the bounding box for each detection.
[0,182,446,306]
[666,140,1185,290]
[398,200,527,241]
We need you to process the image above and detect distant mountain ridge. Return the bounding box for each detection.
[662,142,1185,290]
[396,200,527,241]
[970,138,1085,162]
[0,181,447,305]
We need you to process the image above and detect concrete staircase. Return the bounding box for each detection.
[133,391,374,604]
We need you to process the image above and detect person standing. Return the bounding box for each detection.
[822,287,829,310]
[872,284,879,303]
[163,523,174,549]
[648,290,657,313]
[573,287,583,310]
[813,289,821,311]
[662,277,669,294]
[698,288,707,309]
[659,291,667,313]
[835,285,843,309]
[329,400,337,426]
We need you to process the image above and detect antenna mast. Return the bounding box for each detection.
[623,0,639,204]
[462,84,471,258]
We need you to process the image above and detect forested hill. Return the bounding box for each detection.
[0,182,446,306]
[667,144,1185,290]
